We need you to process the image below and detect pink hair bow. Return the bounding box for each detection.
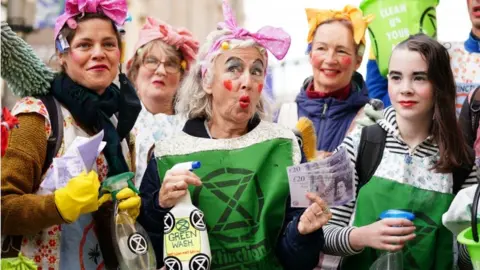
[202,0,291,74]
[126,17,199,71]
[54,0,128,41]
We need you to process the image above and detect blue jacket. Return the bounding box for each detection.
[366,32,480,107]
[366,59,390,107]
[296,72,369,152]
[137,117,324,270]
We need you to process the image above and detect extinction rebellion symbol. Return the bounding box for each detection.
[189,253,210,270]
[192,168,265,243]
[190,209,206,231]
[164,256,182,270]
[127,233,148,255]
[176,219,190,232]
[419,7,437,38]
[164,212,175,234]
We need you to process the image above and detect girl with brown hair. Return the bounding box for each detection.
[323,33,476,269]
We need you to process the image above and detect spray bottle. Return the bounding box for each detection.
[370,209,415,270]
[100,172,156,270]
[163,162,211,270]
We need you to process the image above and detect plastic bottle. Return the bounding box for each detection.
[163,161,211,270]
[100,172,156,270]
[369,210,415,270]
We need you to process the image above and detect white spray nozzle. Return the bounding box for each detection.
[171,161,202,171]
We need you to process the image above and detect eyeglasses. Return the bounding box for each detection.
[142,56,182,74]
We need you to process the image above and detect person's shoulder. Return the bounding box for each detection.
[440,40,463,48]
[345,124,363,146]
[11,96,53,138]
[259,120,297,138]
[12,96,47,116]
[441,40,466,54]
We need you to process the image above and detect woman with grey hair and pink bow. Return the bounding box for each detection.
[137,1,331,269]
[126,17,199,188]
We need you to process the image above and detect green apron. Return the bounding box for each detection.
[154,121,301,270]
[341,149,455,270]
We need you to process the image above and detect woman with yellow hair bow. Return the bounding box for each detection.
[277,5,381,159]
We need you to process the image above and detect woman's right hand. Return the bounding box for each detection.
[158,169,202,208]
[54,171,101,223]
[349,218,416,252]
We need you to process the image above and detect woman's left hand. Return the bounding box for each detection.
[297,192,332,235]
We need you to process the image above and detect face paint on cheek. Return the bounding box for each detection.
[340,56,352,66]
[223,80,233,91]
[70,51,82,62]
[257,83,263,93]
[311,54,322,68]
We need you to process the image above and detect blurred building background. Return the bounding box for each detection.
[125,0,244,53]
[1,0,244,109]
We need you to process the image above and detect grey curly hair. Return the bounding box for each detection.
[175,28,272,120]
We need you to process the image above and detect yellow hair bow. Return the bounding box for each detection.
[306,5,374,46]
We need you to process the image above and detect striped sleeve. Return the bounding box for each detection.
[323,127,364,256]
[460,165,477,190]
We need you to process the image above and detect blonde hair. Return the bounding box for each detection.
[175,28,272,120]
[127,39,184,83]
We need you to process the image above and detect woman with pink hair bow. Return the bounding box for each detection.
[126,17,199,189]
[1,0,142,269]
[137,1,331,269]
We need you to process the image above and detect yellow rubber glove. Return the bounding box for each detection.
[98,188,141,220]
[54,171,100,223]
